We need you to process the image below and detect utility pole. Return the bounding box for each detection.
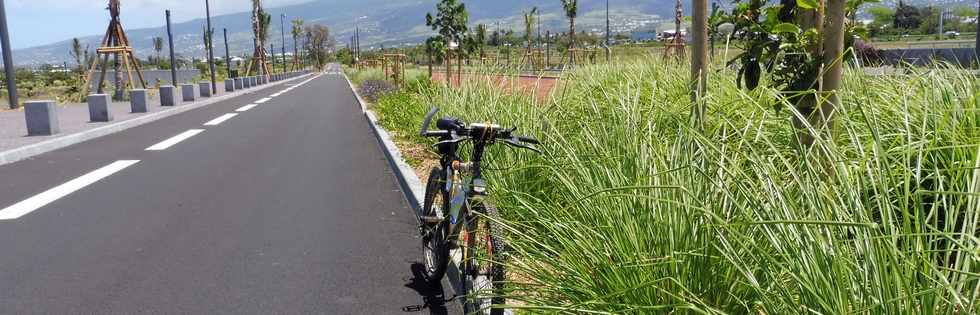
[976,0,979,63]
[280,13,286,73]
[223,28,231,77]
[270,43,276,72]
[0,0,18,109]
[355,25,361,62]
[605,0,611,61]
[166,10,178,86]
[205,0,216,93]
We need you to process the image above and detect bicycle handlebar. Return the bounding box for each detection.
[420,107,541,152]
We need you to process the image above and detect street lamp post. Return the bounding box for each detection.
[280,13,286,73]
[205,0,216,92]
[0,0,18,109]
[166,10,178,86]
[223,28,231,77]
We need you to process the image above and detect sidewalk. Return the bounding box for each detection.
[0,73,312,165]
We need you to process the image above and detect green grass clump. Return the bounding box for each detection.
[371,58,980,314]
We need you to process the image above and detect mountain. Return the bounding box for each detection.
[13,0,681,66]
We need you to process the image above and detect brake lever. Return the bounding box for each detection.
[503,138,541,153]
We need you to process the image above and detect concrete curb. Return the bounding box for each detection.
[342,72,512,314]
[0,72,315,167]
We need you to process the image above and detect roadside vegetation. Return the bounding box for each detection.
[351,54,980,313]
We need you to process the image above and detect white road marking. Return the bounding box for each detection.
[255,97,272,104]
[203,113,238,126]
[146,129,205,151]
[270,93,282,97]
[0,160,140,220]
[236,104,258,112]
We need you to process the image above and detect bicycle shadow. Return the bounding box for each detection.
[402,263,454,315]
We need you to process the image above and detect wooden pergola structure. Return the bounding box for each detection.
[382,54,407,84]
[84,0,147,97]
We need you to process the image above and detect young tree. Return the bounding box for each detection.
[723,0,853,149]
[291,19,305,70]
[894,1,921,30]
[425,36,446,78]
[560,0,578,65]
[426,0,468,85]
[475,24,488,60]
[304,24,333,70]
[153,37,164,64]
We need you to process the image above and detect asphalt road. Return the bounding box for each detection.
[0,70,460,314]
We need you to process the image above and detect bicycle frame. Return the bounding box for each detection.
[436,136,490,237]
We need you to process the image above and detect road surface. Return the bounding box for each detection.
[0,70,459,314]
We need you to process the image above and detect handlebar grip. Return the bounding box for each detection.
[420,107,440,137]
[517,136,540,145]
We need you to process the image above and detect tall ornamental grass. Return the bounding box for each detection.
[372,60,980,314]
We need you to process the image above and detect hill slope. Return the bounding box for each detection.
[14,0,678,66]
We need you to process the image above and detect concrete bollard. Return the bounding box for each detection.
[130,89,148,113]
[87,94,113,122]
[160,85,177,106]
[199,82,212,97]
[225,79,235,92]
[24,100,60,136]
[234,78,243,90]
[181,84,195,102]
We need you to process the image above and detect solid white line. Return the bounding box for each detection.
[0,160,140,220]
[255,97,272,104]
[203,113,238,126]
[270,93,282,97]
[236,104,258,112]
[145,129,205,151]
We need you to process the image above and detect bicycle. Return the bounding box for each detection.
[416,107,540,315]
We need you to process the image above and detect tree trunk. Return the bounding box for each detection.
[818,0,845,140]
[457,49,463,87]
[427,51,433,80]
[793,0,826,148]
[690,0,708,126]
[113,53,123,101]
[446,49,452,87]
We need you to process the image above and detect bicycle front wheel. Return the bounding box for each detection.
[420,167,449,284]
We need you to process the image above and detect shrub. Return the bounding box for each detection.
[358,79,398,102]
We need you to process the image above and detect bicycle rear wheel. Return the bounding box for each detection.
[420,167,449,284]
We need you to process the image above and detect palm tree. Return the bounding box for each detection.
[560,0,578,66]
[153,37,164,64]
[70,38,85,73]
[523,7,537,57]
[251,0,269,75]
[475,24,488,61]
[291,18,305,70]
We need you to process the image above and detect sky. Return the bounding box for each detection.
[5,0,310,49]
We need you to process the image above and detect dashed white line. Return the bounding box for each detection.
[255,97,272,104]
[236,104,258,112]
[0,160,140,220]
[146,129,205,151]
[203,113,239,126]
